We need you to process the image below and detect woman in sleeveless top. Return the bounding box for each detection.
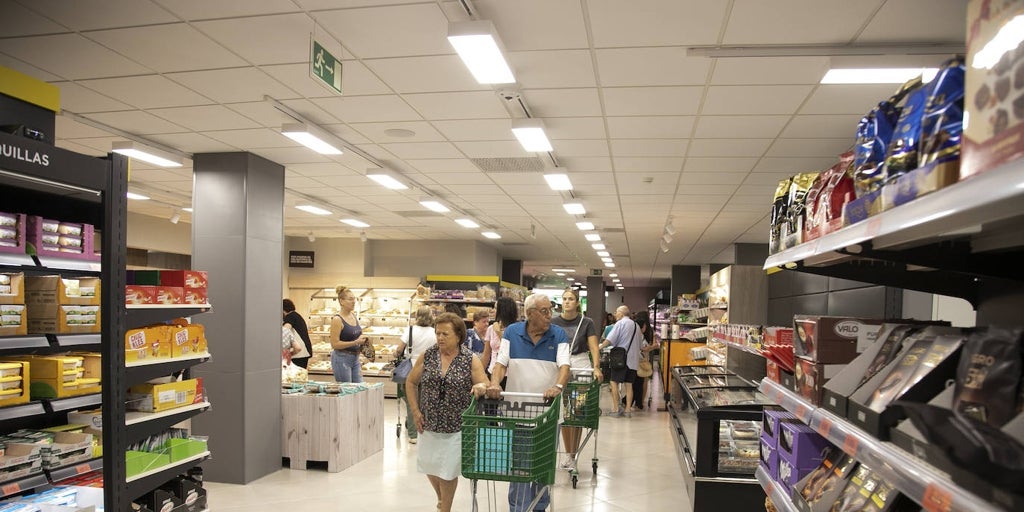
[330,285,369,383]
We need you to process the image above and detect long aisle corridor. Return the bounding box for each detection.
[206,376,692,511]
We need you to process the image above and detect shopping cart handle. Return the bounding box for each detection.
[498,392,547,399]
[569,367,594,373]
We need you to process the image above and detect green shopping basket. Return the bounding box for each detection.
[461,392,559,485]
[562,371,600,429]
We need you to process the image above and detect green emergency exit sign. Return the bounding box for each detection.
[311,40,342,95]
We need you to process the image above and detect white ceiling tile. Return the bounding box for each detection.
[403,92,508,120]
[554,140,610,157]
[603,87,703,116]
[800,84,900,115]
[166,68,299,103]
[753,157,835,173]
[545,118,607,140]
[558,157,613,173]
[724,0,881,45]
[87,24,247,73]
[588,0,728,47]
[379,142,462,159]
[702,86,813,115]
[674,194,730,206]
[195,14,311,65]
[349,121,446,143]
[365,55,485,94]
[694,116,790,139]
[439,184,498,196]
[63,136,119,153]
[251,147,332,165]
[683,157,759,172]
[279,99,343,126]
[0,33,151,80]
[223,101,296,128]
[0,2,69,36]
[322,124,373,146]
[286,162,358,177]
[154,0,301,19]
[145,132,233,153]
[687,138,771,157]
[429,172,490,185]
[52,82,130,113]
[781,115,861,139]
[612,157,683,173]
[521,89,602,117]
[0,54,62,82]
[203,128,294,149]
[742,172,799,185]
[79,75,212,109]
[474,0,588,51]
[431,119,514,142]
[679,172,748,185]
[766,138,851,159]
[711,57,831,85]
[596,48,709,86]
[507,50,596,88]
[453,140,532,158]
[313,95,422,123]
[610,139,687,158]
[616,173,680,194]
[313,4,450,59]
[84,111,186,135]
[263,62,390,98]
[606,117,695,139]
[150,105,260,131]
[405,158,480,172]
[487,174,543,186]
[735,184,780,196]
[856,0,966,44]
[676,184,740,195]
[55,116,114,139]
[54,140,102,157]
[32,0,178,31]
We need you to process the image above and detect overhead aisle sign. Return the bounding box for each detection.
[310,39,342,95]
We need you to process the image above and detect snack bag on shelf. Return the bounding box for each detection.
[769,177,793,254]
[819,152,856,233]
[882,85,929,182]
[919,57,966,168]
[783,173,819,249]
[853,78,920,196]
[802,173,828,240]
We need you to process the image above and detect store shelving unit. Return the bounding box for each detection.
[758,379,1000,512]
[422,275,527,320]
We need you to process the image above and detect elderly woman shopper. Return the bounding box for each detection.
[406,313,489,512]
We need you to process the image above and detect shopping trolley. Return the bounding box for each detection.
[462,392,559,512]
[561,368,600,489]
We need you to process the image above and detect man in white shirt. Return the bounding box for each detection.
[602,305,643,417]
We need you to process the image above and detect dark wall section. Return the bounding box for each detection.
[767,270,903,325]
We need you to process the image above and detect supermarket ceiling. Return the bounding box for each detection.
[0,0,966,288]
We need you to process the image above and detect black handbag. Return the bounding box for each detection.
[608,322,637,371]
[392,326,413,383]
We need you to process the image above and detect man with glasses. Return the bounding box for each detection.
[487,293,570,512]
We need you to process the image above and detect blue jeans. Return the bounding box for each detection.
[509,481,548,512]
[397,383,416,438]
[331,350,363,383]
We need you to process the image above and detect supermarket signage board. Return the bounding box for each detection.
[310,39,342,95]
[289,251,314,268]
[590,269,602,276]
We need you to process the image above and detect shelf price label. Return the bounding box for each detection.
[922,483,953,512]
[795,404,809,422]
[1,483,20,496]
[819,417,833,438]
[775,391,784,404]
[842,435,859,457]
[75,463,91,474]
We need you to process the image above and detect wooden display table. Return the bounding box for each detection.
[281,385,384,472]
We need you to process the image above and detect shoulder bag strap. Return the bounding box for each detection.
[626,322,637,352]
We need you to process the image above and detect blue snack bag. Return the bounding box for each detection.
[854,78,920,195]
[883,85,929,181]
[919,57,965,167]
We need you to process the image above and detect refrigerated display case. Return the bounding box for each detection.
[667,365,773,511]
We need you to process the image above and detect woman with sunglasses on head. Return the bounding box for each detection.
[329,285,370,383]
[406,313,489,512]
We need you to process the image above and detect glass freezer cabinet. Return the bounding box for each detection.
[668,366,773,511]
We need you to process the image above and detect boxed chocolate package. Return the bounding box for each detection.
[760,435,779,480]
[953,326,1024,427]
[793,316,885,364]
[793,358,846,406]
[778,454,817,498]
[762,410,799,443]
[793,447,857,512]
[778,422,832,470]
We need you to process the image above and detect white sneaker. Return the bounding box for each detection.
[409,437,418,444]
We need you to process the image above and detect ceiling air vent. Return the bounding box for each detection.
[470,157,545,173]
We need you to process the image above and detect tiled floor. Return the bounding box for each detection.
[206,378,693,511]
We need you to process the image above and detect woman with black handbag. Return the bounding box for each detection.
[394,306,436,443]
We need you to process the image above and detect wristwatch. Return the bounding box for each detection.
[554,383,564,390]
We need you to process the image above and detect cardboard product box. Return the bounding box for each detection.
[40,432,93,469]
[793,358,846,405]
[0,273,24,304]
[778,422,832,469]
[847,329,964,438]
[26,304,100,334]
[125,285,157,305]
[793,316,885,363]
[792,449,857,512]
[67,409,103,431]
[778,454,817,499]
[126,450,171,479]
[24,276,100,306]
[0,443,43,481]
[139,487,181,512]
[0,303,27,336]
[766,359,782,383]
[882,159,961,209]
[962,0,1024,179]
[168,323,207,358]
[127,378,203,412]
[759,435,779,480]
[132,270,161,286]
[842,187,884,226]
[125,325,172,363]
[780,369,795,390]
[183,287,207,305]
[763,410,799,444]
[25,217,98,261]
[0,361,28,407]
[159,270,208,290]
[155,286,184,305]
[160,475,204,511]
[0,212,26,256]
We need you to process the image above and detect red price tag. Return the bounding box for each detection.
[795,404,808,421]
[775,391,783,404]
[819,417,833,438]
[1,483,20,496]
[842,435,859,456]
[75,463,91,474]
[922,483,953,512]
[765,479,774,495]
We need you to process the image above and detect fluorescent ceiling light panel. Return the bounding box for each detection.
[555,273,565,277]
[111,141,183,168]
[341,219,370,228]
[420,200,450,213]
[576,222,595,230]
[604,262,615,268]
[295,205,332,216]
[455,218,479,228]
[126,192,150,200]
[281,123,343,155]
[601,257,613,263]
[609,273,618,278]
[447,20,515,84]
[972,15,1024,69]
[584,233,601,242]
[563,203,586,215]
[366,170,408,190]
[596,251,610,257]
[511,119,553,152]
[482,231,501,239]
[612,278,620,283]
[551,268,575,273]
[566,277,575,281]
[591,243,606,250]
[544,173,573,191]
[820,67,938,84]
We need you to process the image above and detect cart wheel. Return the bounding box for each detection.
[592,461,598,474]
[571,474,578,489]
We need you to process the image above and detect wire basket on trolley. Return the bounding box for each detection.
[461,395,559,486]
[562,372,600,429]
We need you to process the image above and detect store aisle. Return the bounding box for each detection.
[205,377,692,511]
